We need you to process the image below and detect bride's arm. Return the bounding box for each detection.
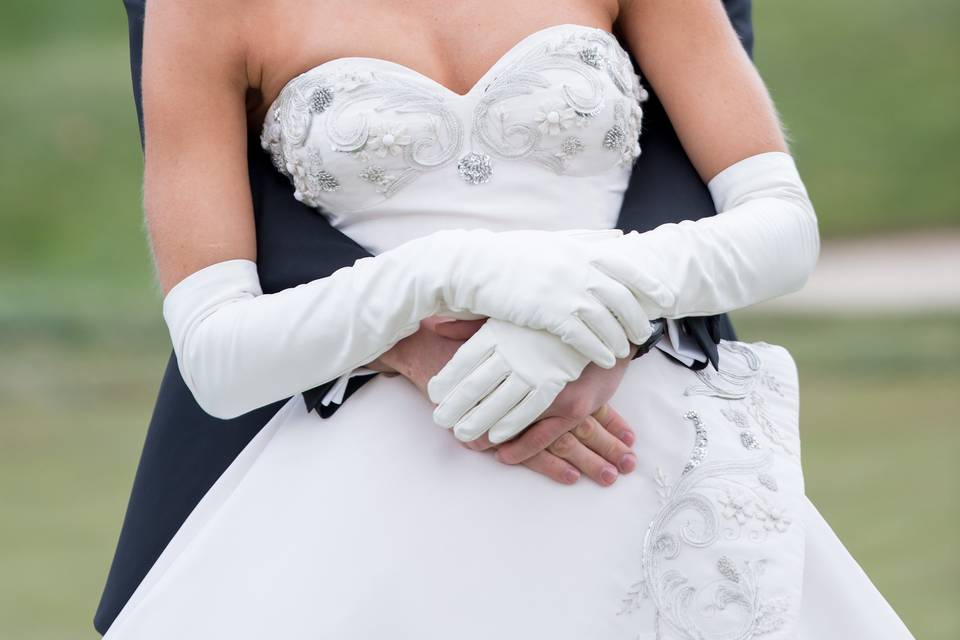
[426,1,818,444]
[598,0,820,316]
[142,1,651,419]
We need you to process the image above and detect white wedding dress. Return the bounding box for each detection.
[104,24,913,639]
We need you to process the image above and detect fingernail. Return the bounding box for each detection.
[620,430,635,446]
[562,468,581,484]
[619,452,637,473]
[600,466,618,485]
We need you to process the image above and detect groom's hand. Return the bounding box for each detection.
[465,359,638,487]
[370,317,637,486]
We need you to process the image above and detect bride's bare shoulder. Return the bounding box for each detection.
[143,0,254,91]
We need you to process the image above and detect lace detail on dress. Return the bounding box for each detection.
[685,343,799,458]
[260,25,648,211]
[618,344,797,639]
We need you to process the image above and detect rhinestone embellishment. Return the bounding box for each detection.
[310,169,340,192]
[306,152,340,192]
[457,151,493,185]
[717,556,742,583]
[682,410,709,474]
[740,431,762,450]
[603,124,626,150]
[358,165,396,193]
[309,86,334,113]
[578,46,605,69]
[560,136,585,156]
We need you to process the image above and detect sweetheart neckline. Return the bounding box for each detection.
[262,22,626,126]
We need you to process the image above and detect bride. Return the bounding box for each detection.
[104,0,913,637]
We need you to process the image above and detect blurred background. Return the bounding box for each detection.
[1,1,957,638]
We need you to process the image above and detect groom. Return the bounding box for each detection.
[95,1,752,633]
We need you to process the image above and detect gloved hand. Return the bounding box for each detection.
[427,318,592,443]
[427,316,667,444]
[163,227,664,419]
[425,151,817,443]
[442,228,670,367]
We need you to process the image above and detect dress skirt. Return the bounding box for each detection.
[103,342,914,639]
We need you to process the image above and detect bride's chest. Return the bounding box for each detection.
[259,24,648,215]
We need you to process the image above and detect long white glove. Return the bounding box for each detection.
[426,151,818,443]
[593,151,820,319]
[163,228,663,419]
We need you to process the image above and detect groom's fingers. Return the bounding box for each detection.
[494,415,579,465]
[573,414,637,475]
[461,433,495,451]
[519,450,581,485]
[593,405,635,447]
[547,431,620,486]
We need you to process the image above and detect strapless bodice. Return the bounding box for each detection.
[260,24,648,254]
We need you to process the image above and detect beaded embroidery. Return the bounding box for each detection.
[618,343,798,638]
[261,25,649,209]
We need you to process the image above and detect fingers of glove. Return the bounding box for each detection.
[487,385,559,445]
[427,338,495,404]
[547,431,620,486]
[432,353,509,428]
[555,316,617,369]
[588,280,652,346]
[517,450,581,485]
[453,375,532,443]
[593,257,676,317]
[573,414,636,475]
[578,297,632,359]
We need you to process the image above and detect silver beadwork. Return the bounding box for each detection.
[758,473,779,492]
[560,136,585,156]
[603,124,626,150]
[578,46,605,69]
[262,26,651,203]
[309,86,335,113]
[306,151,341,192]
[358,164,396,193]
[311,169,340,192]
[717,556,741,583]
[682,411,709,474]
[457,151,493,185]
[740,431,762,450]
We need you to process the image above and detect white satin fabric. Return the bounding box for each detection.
[105,345,912,638]
[105,24,912,638]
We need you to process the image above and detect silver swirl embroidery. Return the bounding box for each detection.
[620,452,791,639]
[261,26,650,203]
[619,343,800,638]
[470,29,644,174]
[685,343,798,457]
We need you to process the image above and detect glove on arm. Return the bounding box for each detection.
[594,151,820,319]
[163,229,659,419]
[426,151,817,443]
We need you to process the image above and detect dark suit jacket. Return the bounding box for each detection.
[94,3,749,633]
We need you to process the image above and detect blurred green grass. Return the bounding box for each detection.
[0,1,957,638]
